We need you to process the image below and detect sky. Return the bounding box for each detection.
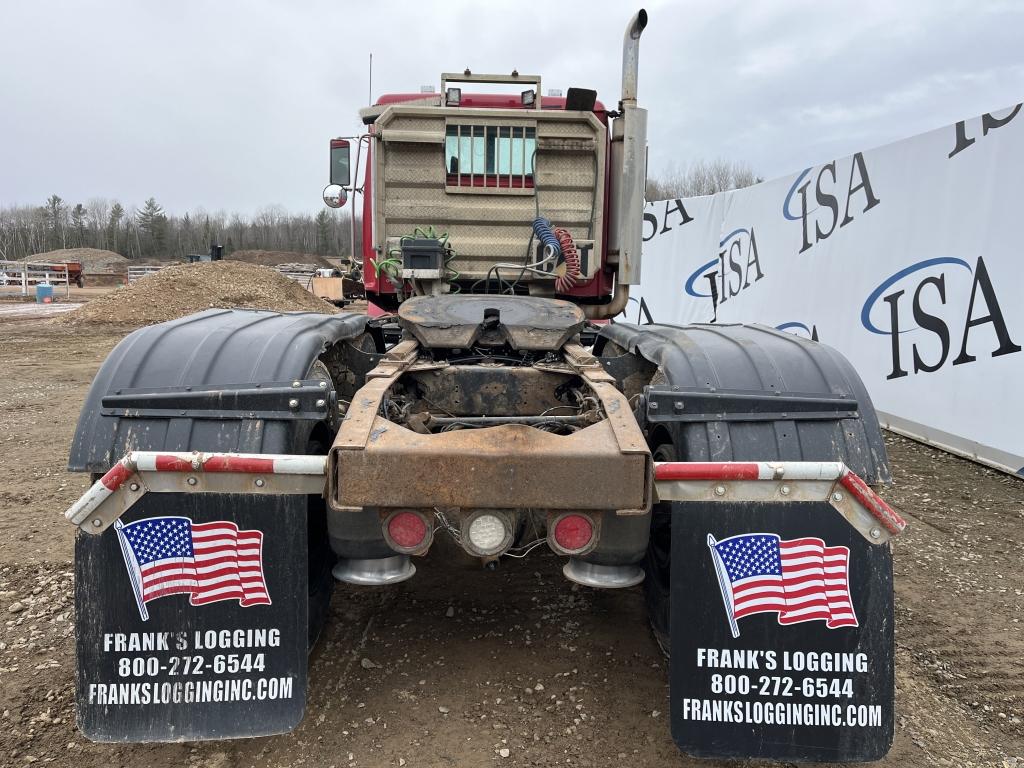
[0,0,1021,216]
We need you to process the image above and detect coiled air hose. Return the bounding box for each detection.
[531,217,561,263]
[553,227,581,293]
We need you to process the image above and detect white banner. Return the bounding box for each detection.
[634,104,1024,476]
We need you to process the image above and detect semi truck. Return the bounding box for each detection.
[65,10,903,761]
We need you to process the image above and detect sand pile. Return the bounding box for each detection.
[229,249,335,269]
[62,261,338,326]
[24,248,127,271]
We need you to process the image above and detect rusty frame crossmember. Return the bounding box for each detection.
[326,340,653,514]
[65,451,905,546]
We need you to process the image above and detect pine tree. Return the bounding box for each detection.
[107,203,125,254]
[70,203,88,247]
[315,210,331,255]
[136,197,168,257]
[45,194,65,250]
[180,212,193,256]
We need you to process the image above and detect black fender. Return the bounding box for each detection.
[598,322,889,481]
[70,308,369,471]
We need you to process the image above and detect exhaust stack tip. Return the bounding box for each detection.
[621,9,648,106]
[630,9,648,39]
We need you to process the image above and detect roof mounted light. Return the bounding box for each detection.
[446,87,461,106]
[521,88,536,107]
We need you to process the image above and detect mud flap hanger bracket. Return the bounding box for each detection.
[654,461,906,545]
[66,452,905,544]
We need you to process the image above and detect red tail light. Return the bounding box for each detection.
[384,510,431,553]
[551,513,594,553]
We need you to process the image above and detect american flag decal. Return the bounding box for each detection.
[114,516,271,621]
[707,533,857,638]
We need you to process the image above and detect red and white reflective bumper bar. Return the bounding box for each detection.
[652,461,905,543]
[66,452,905,544]
[66,451,327,533]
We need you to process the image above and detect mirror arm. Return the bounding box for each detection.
[348,134,371,266]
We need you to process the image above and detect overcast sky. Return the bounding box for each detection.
[1,0,1021,216]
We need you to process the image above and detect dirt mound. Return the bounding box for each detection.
[61,260,338,326]
[229,249,335,269]
[23,248,127,271]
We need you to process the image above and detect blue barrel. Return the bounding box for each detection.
[35,283,54,303]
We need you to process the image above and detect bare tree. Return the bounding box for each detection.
[0,216,13,260]
[87,197,110,250]
[647,159,761,200]
[0,196,359,261]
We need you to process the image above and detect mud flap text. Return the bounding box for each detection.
[669,501,894,761]
[75,494,309,742]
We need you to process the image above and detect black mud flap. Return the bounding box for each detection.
[75,493,308,742]
[670,501,894,762]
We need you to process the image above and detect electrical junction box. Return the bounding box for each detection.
[400,238,446,279]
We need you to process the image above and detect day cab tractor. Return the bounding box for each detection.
[65,10,904,761]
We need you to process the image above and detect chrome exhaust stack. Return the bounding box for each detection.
[607,9,649,295]
[620,9,648,108]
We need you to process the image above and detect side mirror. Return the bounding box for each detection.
[330,138,351,187]
[323,184,348,209]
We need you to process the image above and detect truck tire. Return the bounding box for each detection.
[643,442,674,657]
[597,322,891,656]
[305,419,336,651]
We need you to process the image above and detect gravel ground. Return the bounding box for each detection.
[21,249,128,272]
[0,303,81,319]
[0,319,1020,768]
[229,250,336,270]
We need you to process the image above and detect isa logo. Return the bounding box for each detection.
[643,199,693,242]
[861,256,1021,380]
[948,104,1020,159]
[783,152,880,254]
[684,227,765,306]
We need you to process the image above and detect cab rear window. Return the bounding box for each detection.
[444,125,536,188]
